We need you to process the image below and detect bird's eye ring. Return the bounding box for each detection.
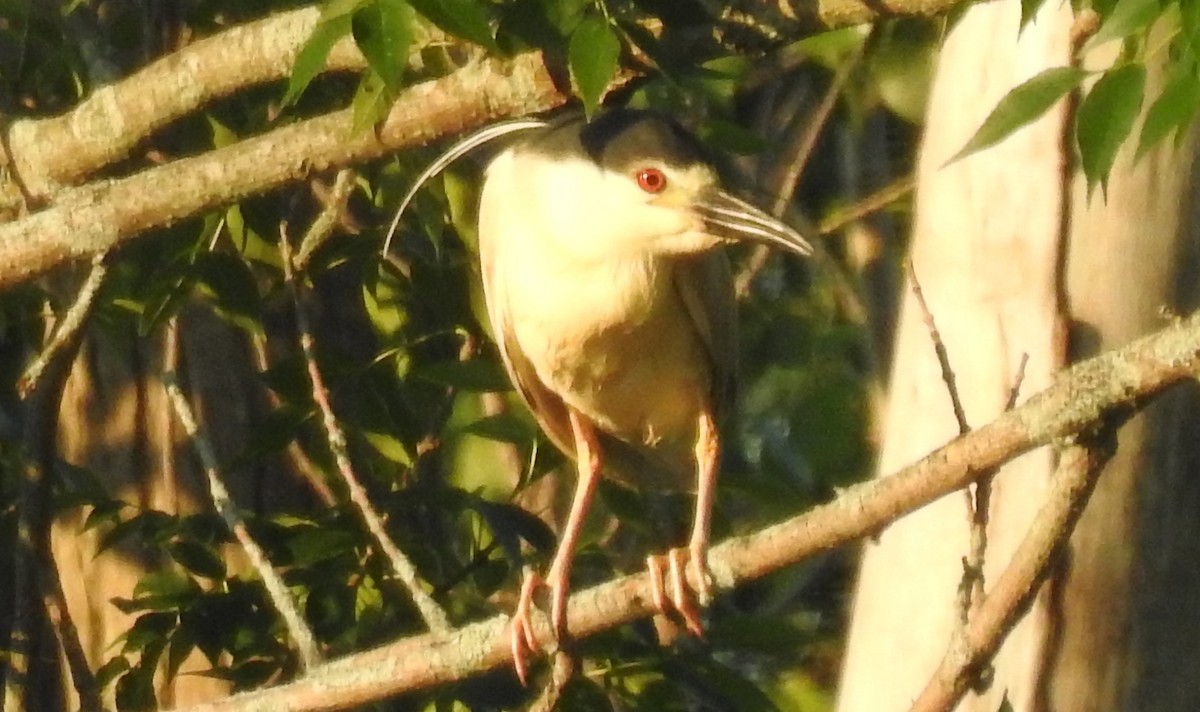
[635,167,667,193]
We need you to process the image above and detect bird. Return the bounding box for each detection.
[386,109,812,684]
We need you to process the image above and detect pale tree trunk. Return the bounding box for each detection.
[48,306,276,709]
[836,1,1200,710]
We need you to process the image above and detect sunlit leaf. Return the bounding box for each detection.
[948,66,1087,165]
[1082,0,1159,52]
[362,429,416,465]
[459,412,535,443]
[1020,0,1048,31]
[363,262,411,338]
[1136,65,1200,160]
[569,16,620,117]
[282,12,353,106]
[1077,63,1145,196]
[288,526,358,566]
[413,358,512,392]
[351,69,393,134]
[408,0,497,51]
[1184,0,1200,54]
[352,0,414,93]
[206,115,238,149]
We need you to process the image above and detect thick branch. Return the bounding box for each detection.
[817,0,978,26]
[179,311,1200,711]
[4,6,371,198]
[0,52,566,291]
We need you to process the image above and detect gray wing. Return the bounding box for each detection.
[672,250,738,423]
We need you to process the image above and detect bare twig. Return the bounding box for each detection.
[818,174,916,236]
[770,47,861,219]
[906,257,985,629]
[279,225,451,634]
[177,309,1200,711]
[905,257,970,435]
[736,52,854,299]
[526,650,579,712]
[294,170,358,271]
[909,434,1116,712]
[16,253,109,398]
[163,372,323,669]
[248,332,337,506]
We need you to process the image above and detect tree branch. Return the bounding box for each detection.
[4,6,373,199]
[176,310,1200,711]
[909,434,1115,712]
[0,51,567,291]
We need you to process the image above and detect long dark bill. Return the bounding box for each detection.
[694,189,813,258]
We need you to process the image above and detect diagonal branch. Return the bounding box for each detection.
[177,310,1200,711]
[0,51,568,291]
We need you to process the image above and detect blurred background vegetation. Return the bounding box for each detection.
[0,0,938,709]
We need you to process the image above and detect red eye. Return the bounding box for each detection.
[636,167,667,193]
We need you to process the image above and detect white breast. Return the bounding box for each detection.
[479,149,711,455]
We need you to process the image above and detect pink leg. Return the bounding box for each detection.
[646,408,719,637]
[510,410,602,685]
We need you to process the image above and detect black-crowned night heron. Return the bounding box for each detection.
[388,109,812,683]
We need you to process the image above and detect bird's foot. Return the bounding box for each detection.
[646,543,712,638]
[509,569,570,686]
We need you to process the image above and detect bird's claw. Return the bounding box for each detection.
[509,569,569,686]
[646,544,712,637]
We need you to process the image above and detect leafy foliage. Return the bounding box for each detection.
[0,0,955,709]
[954,0,1200,195]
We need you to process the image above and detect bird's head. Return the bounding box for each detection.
[488,110,813,264]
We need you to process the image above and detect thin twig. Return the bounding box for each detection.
[905,257,987,634]
[38,550,101,711]
[770,49,861,219]
[294,169,358,271]
[526,650,579,712]
[909,433,1116,712]
[279,224,451,634]
[905,257,970,435]
[163,372,322,669]
[16,253,109,398]
[737,52,856,298]
[818,174,916,236]
[247,332,337,506]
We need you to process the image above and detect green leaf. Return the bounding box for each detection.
[408,0,497,51]
[459,412,535,443]
[1020,0,1047,31]
[122,612,177,654]
[352,0,414,93]
[413,358,512,392]
[288,526,358,566]
[1182,1,1200,58]
[363,262,410,338]
[168,540,227,580]
[1077,63,1146,196]
[282,13,353,107]
[361,429,416,465]
[192,251,263,333]
[568,16,620,117]
[96,656,131,691]
[948,66,1087,165]
[351,69,392,133]
[1082,0,1159,52]
[206,115,238,149]
[1136,66,1200,160]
